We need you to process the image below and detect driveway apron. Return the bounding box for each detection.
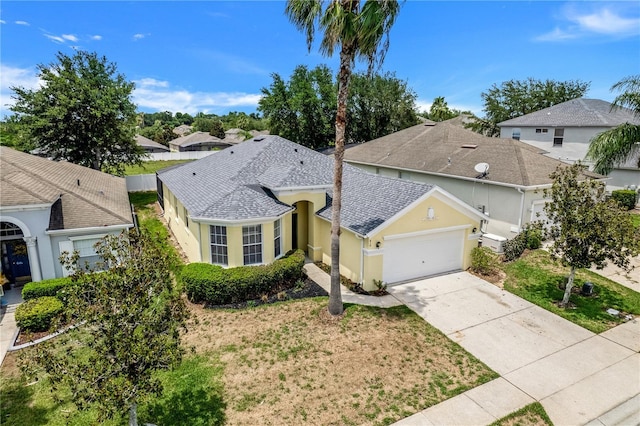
[388,272,640,426]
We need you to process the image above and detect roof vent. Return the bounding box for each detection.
[461,144,477,149]
[300,160,304,165]
[294,148,298,152]
[77,179,80,186]
[254,137,265,142]
[230,151,234,154]
[192,172,196,176]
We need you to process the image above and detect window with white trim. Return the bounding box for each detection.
[73,237,104,270]
[274,219,282,258]
[243,224,262,265]
[210,225,228,266]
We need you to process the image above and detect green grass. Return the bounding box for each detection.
[490,402,553,426]
[124,159,193,175]
[631,212,640,230]
[503,250,640,333]
[0,353,225,425]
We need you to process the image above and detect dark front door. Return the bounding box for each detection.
[6,240,31,282]
[292,213,298,250]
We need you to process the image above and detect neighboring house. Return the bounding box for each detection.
[224,128,248,143]
[173,124,193,136]
[498,98,640,188]
[157,135,485,290]
[0,147,134,283]
[169,131,235,152]
[344,121,603,237]
[135,134,169,153]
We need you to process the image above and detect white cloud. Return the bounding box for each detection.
[0,64,41,116]
[536,6,640,41]
[44,34,65,44]
[91,35,102,41]
[15,20,29,26]
[0,20,6,24]
[132,78,261,114]
[133,33,148,41]
[62,34,78,42]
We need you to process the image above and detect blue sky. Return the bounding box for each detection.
[1,1,639,118]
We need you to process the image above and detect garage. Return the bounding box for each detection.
[382,228,465,284]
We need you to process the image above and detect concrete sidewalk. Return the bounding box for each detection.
[389,272,640,426]
[0,286,23,366]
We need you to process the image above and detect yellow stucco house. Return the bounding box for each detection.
[157,136,486,291]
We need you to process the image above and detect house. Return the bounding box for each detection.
[135,134,169,153]
[498,98,640,188]
[156,135,485,290]
[168,131,235,152]
[0,147,134,284]
[343,121,603,237]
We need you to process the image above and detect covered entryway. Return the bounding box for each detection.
[0,222,32,285]
[382,228,464,283]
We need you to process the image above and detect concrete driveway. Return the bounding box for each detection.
[388,272,640,426]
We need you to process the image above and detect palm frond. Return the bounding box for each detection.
[586,123,640,174]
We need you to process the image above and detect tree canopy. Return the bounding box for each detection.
[23,230,189,425]
[10,51,143,175]
[259,65,417,148]
[423,96,465,122]
[543,163,640,306]
[586,75,640,174]
[468,78,590,137]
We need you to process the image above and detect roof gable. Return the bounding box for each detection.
[497,98,640,128]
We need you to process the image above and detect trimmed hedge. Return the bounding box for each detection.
[182,249,305,305]
[611,189,637,211]
[15,296,64,332]
[22,277,74,301]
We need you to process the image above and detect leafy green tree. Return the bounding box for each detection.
[426,96,460,122]
[192,116,218,134]
[260,65,336,149]
[286,0,401,316]
[22,230,189,426]
[10,51,143,175]
[137,120,177,146]
[468,78,590,136]
[586,75,640,174]
[209,119,226,139]
[347,71,419,142]
[0,115,35,151]
[543,163,640,307]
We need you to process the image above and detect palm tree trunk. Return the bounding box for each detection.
[561,266,576,307]
[328,40,355,317]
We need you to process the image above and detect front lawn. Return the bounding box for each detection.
[502,250,640,333]
[1,299,497,425]
[491,402,553,426]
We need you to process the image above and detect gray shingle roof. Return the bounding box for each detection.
[497,98,640,127]
[0,147,133,230]
[169,131,232,148]
[344,121,601,186]
[158,135,435,235]
[135,134,169,151]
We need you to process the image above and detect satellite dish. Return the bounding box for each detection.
[474,162,490,174]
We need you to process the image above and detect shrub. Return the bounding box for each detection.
[502,222,545,262]
[611,189,637,210]
[181,249,305,305]
[470,247,499,275]
[15,296,64,332]
[503,235,527,262]
[22,277,74,301]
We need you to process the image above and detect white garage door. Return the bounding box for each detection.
[383,229,464,284]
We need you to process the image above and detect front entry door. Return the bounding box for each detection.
[6,240,31,283]
[292,213,298,250]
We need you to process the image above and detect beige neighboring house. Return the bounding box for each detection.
[0,147,134,284]
[135,134,169,153]
[173,124,193,136]
[344,120,603,237]
[169,131,236,152]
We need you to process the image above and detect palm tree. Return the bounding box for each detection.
[587,75,640,175]
[285,0,401,316]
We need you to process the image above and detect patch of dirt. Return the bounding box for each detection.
[468,268,506,288]
[182,298,496,425]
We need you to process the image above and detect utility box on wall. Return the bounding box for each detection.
[481,233,507,254]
